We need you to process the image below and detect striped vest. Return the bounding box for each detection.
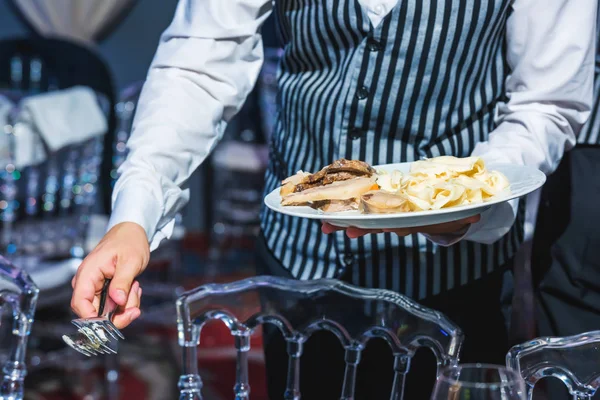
[578,9,600,145]
[261,0,525,299]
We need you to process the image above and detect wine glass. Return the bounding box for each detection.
[432,364,526,400]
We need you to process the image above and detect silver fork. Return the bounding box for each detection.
[63,279,124,356]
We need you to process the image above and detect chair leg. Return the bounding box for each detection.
[178,301,202,400]
[178,374,203,400]
[284,340,302,400]
[233,334,251,400]
[0,314,30,400]
[340,347,361,400]
[390,355,410,400]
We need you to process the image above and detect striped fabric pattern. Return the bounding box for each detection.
[578,56,600,144]
[578,77,600,144]
[578,9,600,145]
[261,0,525,299]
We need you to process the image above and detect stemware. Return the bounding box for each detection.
[431,364,526,400]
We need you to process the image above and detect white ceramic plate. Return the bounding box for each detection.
[264,162,546,229]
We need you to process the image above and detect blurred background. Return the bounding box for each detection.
[0,1,281,398]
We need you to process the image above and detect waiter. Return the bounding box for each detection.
[70,0,595,398]
[530,9,600,399]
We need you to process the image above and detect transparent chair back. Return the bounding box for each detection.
[0,255,39,400]
[177,276,463,400]
[1,88,110,260]
[506,330,600,400]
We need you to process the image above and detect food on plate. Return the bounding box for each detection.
[280,159,376,197]
[399,157,510,211]
[410,156,485,176]
[360,191,412,214]
[280,171,311,196]
[279,156,510,214]
[376,169,404,192]
[311,199,360,212]
[280,176,377,206]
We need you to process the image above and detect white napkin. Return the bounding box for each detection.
[12,117,46,169]
[20,85,108,152]
[13,86,108,169]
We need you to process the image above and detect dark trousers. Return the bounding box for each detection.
[532,147,600,399]
[256,235,514,399]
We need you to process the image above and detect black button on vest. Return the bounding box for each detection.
[343,253,355,266]
[366,38,382,52]
[349,128,363,140]
[356,86,369,100]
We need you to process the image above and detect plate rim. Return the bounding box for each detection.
[264,162,546,220]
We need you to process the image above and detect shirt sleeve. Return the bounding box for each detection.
[427,0,597,247]
[107,0,273,250]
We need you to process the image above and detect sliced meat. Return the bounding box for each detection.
[360,191,412,214]
[307,159,375,183]
[281,159,377,197]
[280,171,311,196]
[295,171,359,192]
[281,177,377,206]
[326,159,376,175]
[305,166,329,184]
[322,171,360,185]
[298,159,376,188]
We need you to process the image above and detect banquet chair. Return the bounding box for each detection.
[0,37,117,400]
[0,37,116,215]
[0,37,115,259]
[176,276,464,400]
[506,330,600,400]
[0,255,39,400]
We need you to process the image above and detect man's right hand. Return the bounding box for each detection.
[70,222,151,329]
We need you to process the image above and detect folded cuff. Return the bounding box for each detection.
[463,199,519,245]
[107,186,164,245]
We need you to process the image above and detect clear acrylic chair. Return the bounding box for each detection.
[0,255,39,400]
[506,330,600,400]
[176,276,464,400]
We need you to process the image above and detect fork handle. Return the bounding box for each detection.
[98,279,111,317]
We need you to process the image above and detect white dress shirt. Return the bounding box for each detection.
[108,0,596,251]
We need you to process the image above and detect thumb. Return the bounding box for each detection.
[109,256,142,307]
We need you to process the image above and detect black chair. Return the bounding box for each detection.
[0,37,116,215]
[0,37,121,399]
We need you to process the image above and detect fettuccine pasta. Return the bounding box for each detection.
[376,156,510,211]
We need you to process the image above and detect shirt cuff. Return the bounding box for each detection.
[107,185,168,251]
[423,199,519,246]
[463,199,519,244]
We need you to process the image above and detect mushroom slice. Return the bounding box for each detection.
[360,191,412,214]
